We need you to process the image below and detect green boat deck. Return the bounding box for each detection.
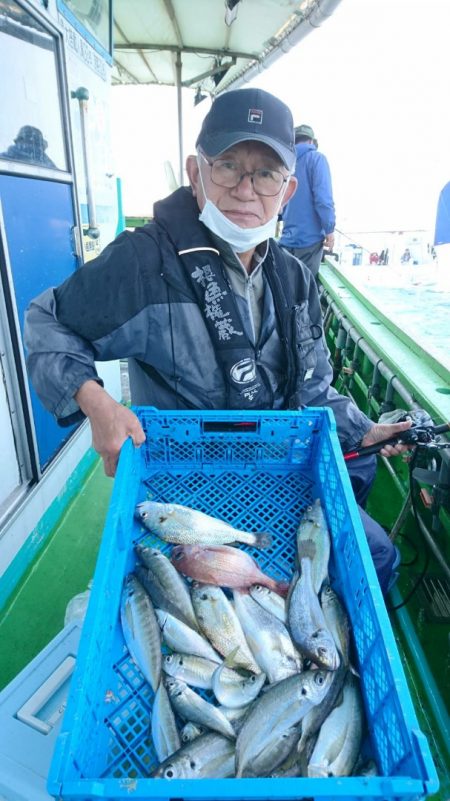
[0,458,112,689]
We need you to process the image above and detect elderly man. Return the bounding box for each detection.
[25,88,406,592]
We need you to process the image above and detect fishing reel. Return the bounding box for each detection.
[344,409,450,461]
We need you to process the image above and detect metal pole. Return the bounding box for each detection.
[71,87,100,240]
[175,52,183,186]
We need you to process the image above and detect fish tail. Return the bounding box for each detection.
[297,538,317,561]
[253,531,272,549]
[223,645,241,668]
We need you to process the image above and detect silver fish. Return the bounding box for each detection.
[151,682,181,763]
[296,499,330,594]
[296,658,346,758]
[120,574,161,691]
[212,658,266,708]
[233,590,302,683]
[235,669,333,777]
[288,542,340,671]
[136,501,271,548]
[191,584,261,673]
[308,672,364,777]
[249,583,287,623]
[155,609,221,664]
[135,544,199,631]
[270,746,302,778]
[162,652,218,689]
[152,732,235,778]
[245,724,300,778]
[165,678,236,739]
[320,583,350,666]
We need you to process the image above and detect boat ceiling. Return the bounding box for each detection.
[112,0,342,95]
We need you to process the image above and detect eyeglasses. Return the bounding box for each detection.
[200,153,289,197]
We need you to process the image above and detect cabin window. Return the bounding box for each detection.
[0,1,67,172]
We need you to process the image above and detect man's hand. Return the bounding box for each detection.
[75,380,145,477]
[361,419,413,458]
[324,233,335,251]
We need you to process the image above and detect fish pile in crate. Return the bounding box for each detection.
[120,499,375,780]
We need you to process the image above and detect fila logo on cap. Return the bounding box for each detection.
[248,108,263,124]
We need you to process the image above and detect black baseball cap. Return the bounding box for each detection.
[196,88,296,170]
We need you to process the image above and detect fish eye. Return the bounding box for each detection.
[250,675,256,683]
[190,760,196,769]
[173,551,183,561]
[182,733,189,742]
[179,656,184,665]
[315,673,325,685]
[201,593,208,600]
[142,511,148,519]
[318,646,326,656]
[164,766,175,778]
[301,687,308,696]
[165,655,173,664]
[311,630,321,639]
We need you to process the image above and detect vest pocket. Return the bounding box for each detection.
[292,302,319,381]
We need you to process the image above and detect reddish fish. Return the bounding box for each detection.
[171,544,289,597]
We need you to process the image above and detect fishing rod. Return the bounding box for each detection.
[344,421,450,461]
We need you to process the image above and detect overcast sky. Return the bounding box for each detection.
[111,0,450,238]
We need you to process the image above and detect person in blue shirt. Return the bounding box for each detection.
[279,124,335,279]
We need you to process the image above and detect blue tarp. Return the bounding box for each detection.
[434,181,450,245]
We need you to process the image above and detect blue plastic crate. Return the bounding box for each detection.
[48,408,439,801]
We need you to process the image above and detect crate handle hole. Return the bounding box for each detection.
[203,421,259,434]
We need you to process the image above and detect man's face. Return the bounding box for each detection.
[186,141,297,228]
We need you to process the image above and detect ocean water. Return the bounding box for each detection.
[338,264,450,374]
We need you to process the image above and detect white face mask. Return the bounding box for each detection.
[196,154,288,253]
